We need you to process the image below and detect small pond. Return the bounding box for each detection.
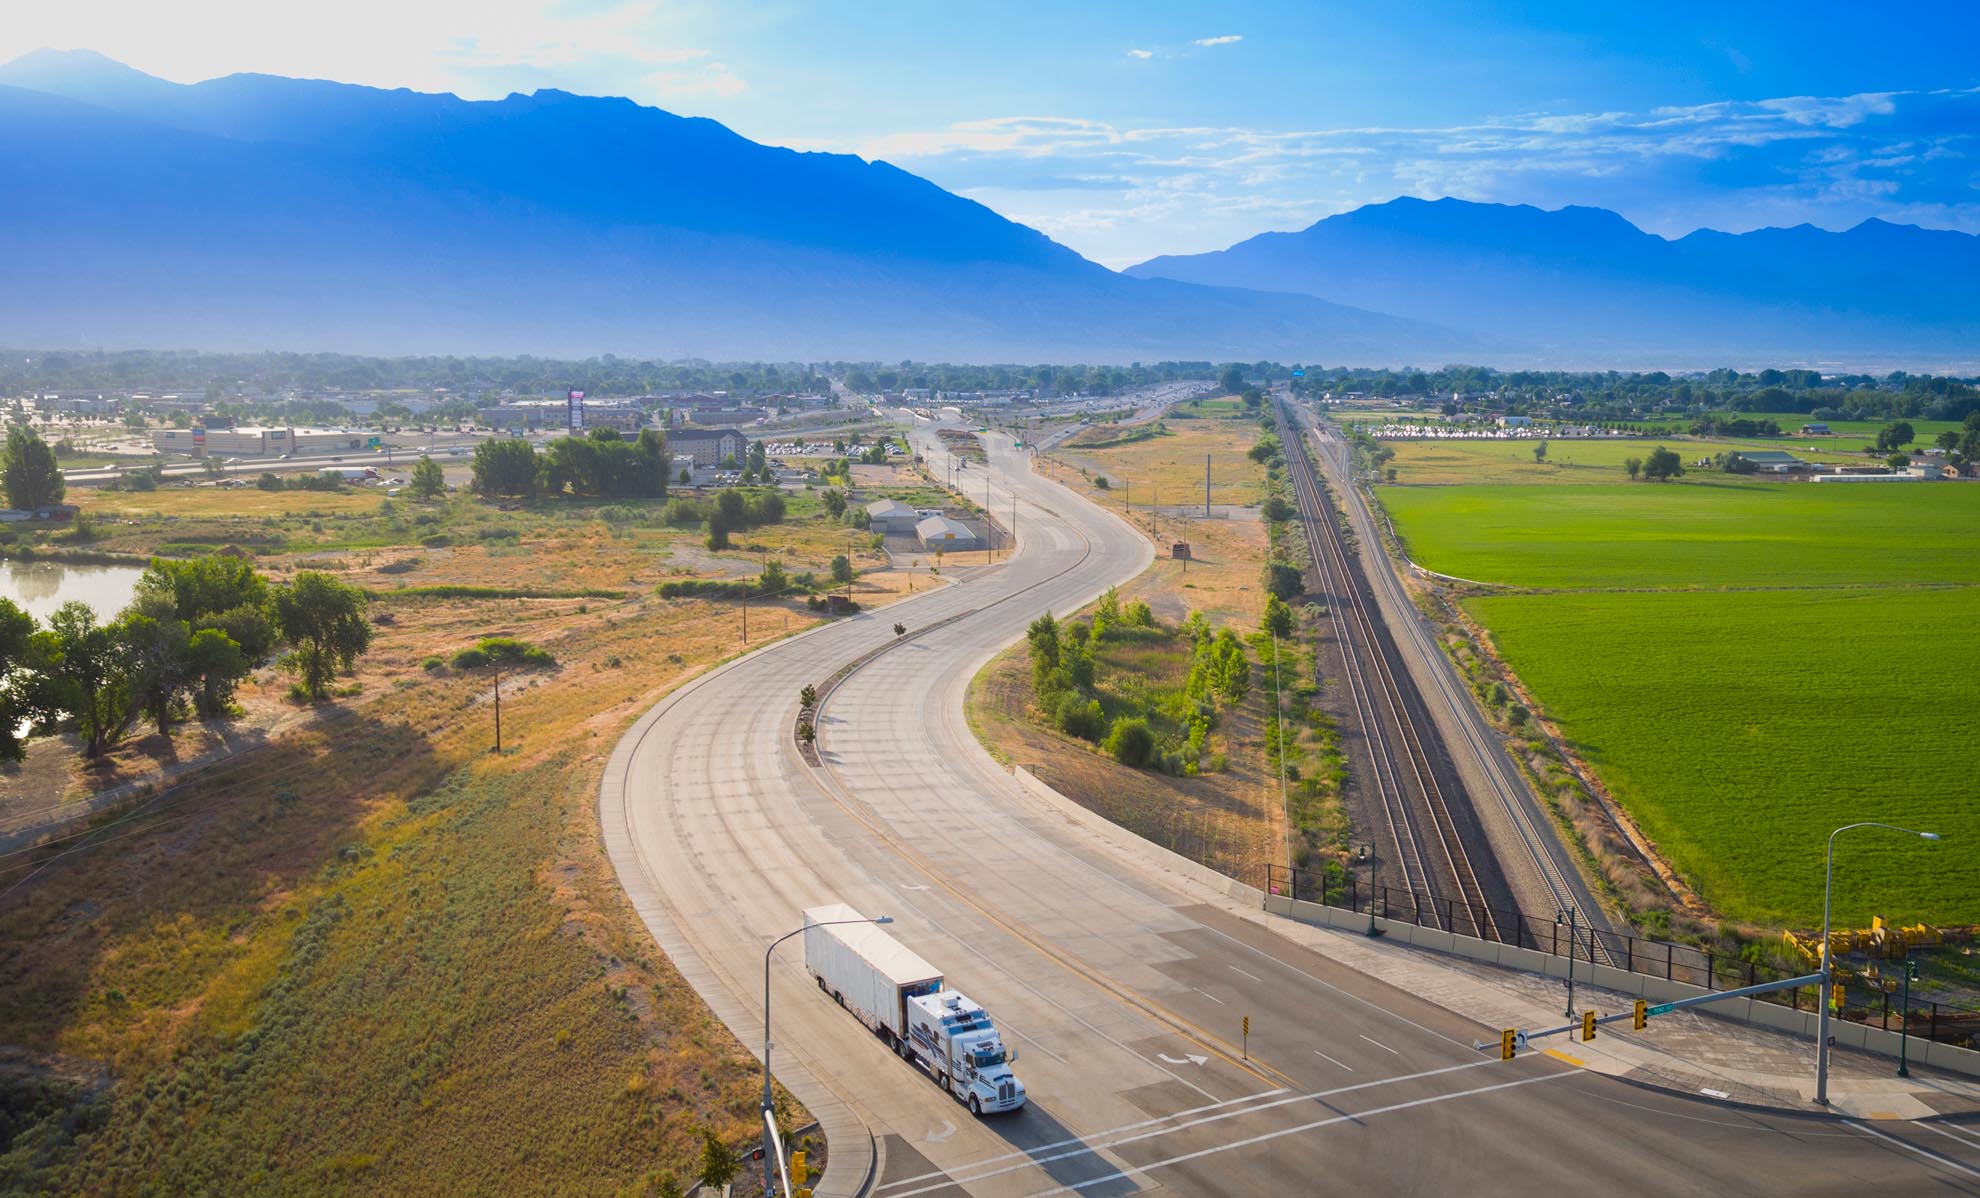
[0,561,146,624]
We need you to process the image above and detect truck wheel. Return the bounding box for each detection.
[969,1096,982,1116]
[937,1072,949,1093]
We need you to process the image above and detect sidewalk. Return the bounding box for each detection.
[1247,905,1980,1120]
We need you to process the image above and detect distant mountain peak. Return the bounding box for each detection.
[1127,194,1980,367]
[0,51,1466,363]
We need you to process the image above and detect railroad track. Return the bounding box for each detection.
[1288,403,1620,967]
[1276,403,1499,942]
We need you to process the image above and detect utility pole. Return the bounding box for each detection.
[491,667,503,752]
[1205,453,1211,517]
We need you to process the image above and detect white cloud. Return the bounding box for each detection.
[850,85,1980,265]
[0,0,735,106]
[1127,48,1154,59]
[1193,35,1243,47]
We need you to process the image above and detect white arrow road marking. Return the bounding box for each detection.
[927,1119,956,1143]
[899,884,930,891]
[1157,1052,1210,1067]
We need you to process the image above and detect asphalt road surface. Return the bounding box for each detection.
[603,422,1979,1196]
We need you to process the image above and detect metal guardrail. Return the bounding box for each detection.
[1260,863,1980,1048]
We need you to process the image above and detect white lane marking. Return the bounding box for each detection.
[1921,1121,1980,1158]
[1193,987,1226,1005]
[1229,965,1263,982]
[874,1086,1291,1193]
[1311,1048,1353,1071]
[1019,1071,1571,1197]
[1192,922,1475,1052]
[1157,1052,1209,1067]
[882,1057,1505,1198]
[1936,1122,1980,1149]
[1848,1121,1980,1179]
[1359,1034,1400,1055]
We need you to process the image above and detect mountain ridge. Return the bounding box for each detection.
[1127,196,1980,365]
[0,49,1468,363]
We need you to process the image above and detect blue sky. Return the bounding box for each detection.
[7,1,1977,265]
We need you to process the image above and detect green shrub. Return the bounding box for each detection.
[1104,717,1155,767]
[1055,693,1107,742]
[419,533,452,548]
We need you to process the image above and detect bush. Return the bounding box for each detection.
[419,533,452,548]
[1055,693,1107,742]
[421,656,445,672]
[1262,561,1303,600]
[1261,495,1294,522]
[1104,717,1155,767]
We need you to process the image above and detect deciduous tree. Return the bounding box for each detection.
[3,426,64,510]
[271,572,372,699]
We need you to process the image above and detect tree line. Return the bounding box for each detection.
[0,557,372,760]
[470,428,670,499]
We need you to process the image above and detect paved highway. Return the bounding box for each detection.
[604,420,1978,1196]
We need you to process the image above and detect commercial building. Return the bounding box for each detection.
[865,498,920,535]
[670,427,749,467]
[916,514,981,552]
[152,426,370,457]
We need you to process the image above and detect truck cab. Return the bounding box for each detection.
[906,990,1026,1114]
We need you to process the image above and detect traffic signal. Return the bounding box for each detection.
[1581,1010,1596,1042]
[1632,999,1646,1030]
[1500,1028,1517,1060]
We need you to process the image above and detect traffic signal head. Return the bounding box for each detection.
[1500,1028,1516,1060]
[1632,999,1646,1030]
[1581,1010,1596,1042]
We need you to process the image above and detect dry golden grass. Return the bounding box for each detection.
[1050,420,1268,509]
[79,487,381,518]
[0,493,899,1193]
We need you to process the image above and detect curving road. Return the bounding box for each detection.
[603,423,1977,1197]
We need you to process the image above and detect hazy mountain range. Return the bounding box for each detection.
[1129,197,1980,368]
[0,49,1461,364]
[2,49,1975,368]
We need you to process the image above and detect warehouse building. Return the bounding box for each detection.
[865,498,920,534]
[916,513,981,551]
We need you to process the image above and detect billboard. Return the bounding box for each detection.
[567,389,586,431]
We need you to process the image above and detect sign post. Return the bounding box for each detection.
[567,389,586,432]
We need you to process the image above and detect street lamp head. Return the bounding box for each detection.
[874,915,894,925]
[1920,832,1942,841]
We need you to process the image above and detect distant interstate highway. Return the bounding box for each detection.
[603,423,1978,1196]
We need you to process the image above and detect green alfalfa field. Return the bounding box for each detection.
[1380,481,1980,926]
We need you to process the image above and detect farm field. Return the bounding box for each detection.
[1381,435,1900,486]
[1381,477,1980,926]
[1382,482,1980,589]
[1467,586,1980,925]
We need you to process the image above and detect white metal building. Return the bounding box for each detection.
[866,498,919,534]
[916,514,981,551]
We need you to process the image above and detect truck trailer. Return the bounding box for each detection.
[802,904,1026,1115]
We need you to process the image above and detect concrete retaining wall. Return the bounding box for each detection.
[1265,895,1980,1079]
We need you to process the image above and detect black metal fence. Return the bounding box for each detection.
[1261,863,1979,1049]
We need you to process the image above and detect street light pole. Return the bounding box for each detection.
[1816,821,1941,1106]
[1558,907,1576,1019]
[761,915,892,1197]
[1898,955,1919,1078]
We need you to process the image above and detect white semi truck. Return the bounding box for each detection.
[803,904,1026,1115]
